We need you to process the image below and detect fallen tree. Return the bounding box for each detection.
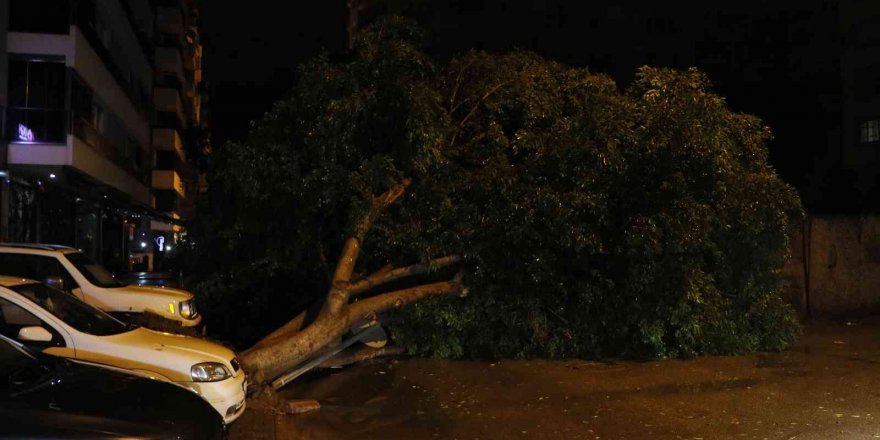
[238,179,466,388]
[179,17,802,392]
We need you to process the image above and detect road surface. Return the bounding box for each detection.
[231,318,880,439]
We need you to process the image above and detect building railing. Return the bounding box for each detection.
[72,118,150,184]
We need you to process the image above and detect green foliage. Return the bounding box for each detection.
[179,17,802,356]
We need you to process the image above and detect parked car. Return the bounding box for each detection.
[118,271,183,289]
[0,276,247,423]
[0,244,200,327]
[0,334,226,439]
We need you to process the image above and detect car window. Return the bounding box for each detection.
[0,297,64,347]
[63,253,125,288]
[11,283,129,337]
[0,337,42,389]
[0,253,74,289]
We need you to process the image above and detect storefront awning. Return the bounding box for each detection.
[7,164,185,226]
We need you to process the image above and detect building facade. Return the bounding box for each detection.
[0,0,205,272]
[149,0,204,271]
[839,0,880,201]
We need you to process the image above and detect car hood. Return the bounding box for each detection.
[118,284,193,302]
[82,328,237,381]
[1,361,224,439]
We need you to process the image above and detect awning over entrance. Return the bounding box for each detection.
[8,164,184,226]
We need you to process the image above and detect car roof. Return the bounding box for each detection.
[0,243,78,253]
[0,275,38,288]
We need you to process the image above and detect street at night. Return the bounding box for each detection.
[4,0,880,438]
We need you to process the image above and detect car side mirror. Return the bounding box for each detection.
[43,276,65,291]
[18,326,53,343]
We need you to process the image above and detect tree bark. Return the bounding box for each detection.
[349,255,463,296]
[238,179,464,389]
[247,254,461,352]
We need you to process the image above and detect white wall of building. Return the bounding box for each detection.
[71,136,151,204]
[71,27,150,148]
[6,23,152,204]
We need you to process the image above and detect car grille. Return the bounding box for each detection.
[230,358,240,373]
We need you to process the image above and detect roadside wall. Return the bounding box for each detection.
[781,216,880,318]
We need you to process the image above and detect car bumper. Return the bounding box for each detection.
[183,371,247,424]
[179,314,203,327]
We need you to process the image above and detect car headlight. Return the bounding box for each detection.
[191,362,231,382]
[179,300,197,319]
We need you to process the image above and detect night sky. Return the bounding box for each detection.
[200,1,346,146]
[201,0,843,208]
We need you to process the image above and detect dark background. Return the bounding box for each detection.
[200,0,855,211]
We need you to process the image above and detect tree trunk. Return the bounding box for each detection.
[238,180,465,389]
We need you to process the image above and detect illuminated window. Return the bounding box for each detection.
[861,120,880,143]
[5,56,67,143]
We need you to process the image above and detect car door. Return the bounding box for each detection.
[0,296,75,357]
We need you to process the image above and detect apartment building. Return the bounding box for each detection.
[0,0,206,272]
[149,0,204,270]
[839,0,880,198]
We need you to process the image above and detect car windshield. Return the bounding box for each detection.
[11,283,130,337]
[63,252,125,288]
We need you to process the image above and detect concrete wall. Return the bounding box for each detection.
[782,216,880,317]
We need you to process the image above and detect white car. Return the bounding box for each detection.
[0,276,246,423]
[0,244,201,327]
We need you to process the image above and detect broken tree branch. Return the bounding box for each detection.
[348,279,466,322]
[349,255,463,297]
[240,180,419,385]
[248,254,461,352]
[327,179,411,316]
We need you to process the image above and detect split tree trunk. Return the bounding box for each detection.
[239,180,465,388]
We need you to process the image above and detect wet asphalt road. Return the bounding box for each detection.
[231,319,880,439]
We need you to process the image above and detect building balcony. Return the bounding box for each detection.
[72,118,151,185]
[156,6,185,37]
[153,128,186,158]
[152,170,185,198]
[155,145,194,178]
[154,189,181,217]
[155,46,185,79]
[153,87,190,131]
[154,87,186,123]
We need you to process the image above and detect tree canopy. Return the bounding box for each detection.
[179,17,802,359]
